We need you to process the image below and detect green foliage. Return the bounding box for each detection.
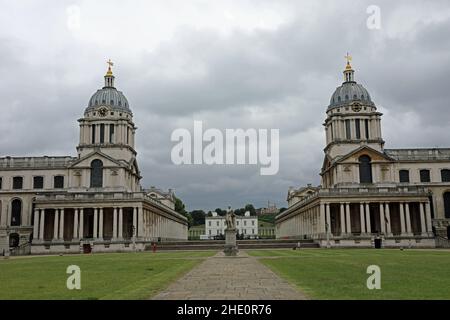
[189,210,206,226]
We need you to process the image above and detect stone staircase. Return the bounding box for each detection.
[149,238,319,251]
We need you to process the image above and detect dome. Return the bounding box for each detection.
[84,61,132,114]
[328,82,374,109]
[86,87,131,113]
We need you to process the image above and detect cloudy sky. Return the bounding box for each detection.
[1,0,450,211]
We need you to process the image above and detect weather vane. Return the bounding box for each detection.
[345,52,352,64]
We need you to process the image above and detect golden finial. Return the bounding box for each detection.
[106,59,114,76]
[344,52,352,70]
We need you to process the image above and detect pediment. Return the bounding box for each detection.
[69,151,126,168]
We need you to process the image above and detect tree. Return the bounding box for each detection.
[190,210,206,226]
[215,208,226,216]
[279,207,287,213]
[174,196,187,216]
[174,196,192,226]
[244,204,256,216]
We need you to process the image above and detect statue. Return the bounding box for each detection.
[225,206,236,230]
[223,206,238,256]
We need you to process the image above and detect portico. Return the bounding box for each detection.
[277,186,435,247]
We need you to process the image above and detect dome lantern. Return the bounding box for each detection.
[104,59,115,88]
[343,53,355,83]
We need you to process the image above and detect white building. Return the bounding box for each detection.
[0,62,188,255]
[276,57,450,247]
[205,211,258,239]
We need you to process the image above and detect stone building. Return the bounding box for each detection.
[0,62,188,255]
[276,57,450,247]
[205,211,258,239]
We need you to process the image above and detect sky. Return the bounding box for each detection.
[1,0,450,211]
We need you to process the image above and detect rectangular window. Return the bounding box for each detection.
[91,124,96,144]
[420,170,431,183]
[399,170,410,183]
[100,124,105,144]
[244,221,247,226]
[442,169,450,182]
[127,127,129,144]
[345,120,351,139]
[216,221,219,226]
[355,119,361,139]
[365,119,370,139]
[54,176,64,188]
[208,221,211,226]
[330,123,333,140]
[0,177,2,189]
[13,176,23,189]
[252,220,255,226]
[109,124,114,143]
[33,176,44,189]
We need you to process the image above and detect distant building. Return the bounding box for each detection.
[188,225,205,240]
[205,211,258,239]
[259,201,279,215]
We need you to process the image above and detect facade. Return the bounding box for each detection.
[276,57,450,247]
[205,212,258,239]
[0,63,188,255]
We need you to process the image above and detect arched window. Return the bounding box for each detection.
[444,192,450,219]
[359,155,373,184]
[11,199,22,226]
[90,159,103,188]
[420,169,431,183]
[442,169,450,182]
[399,170,410,183]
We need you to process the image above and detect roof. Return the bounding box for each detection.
[0,156,76,169]
[384,148,450,161]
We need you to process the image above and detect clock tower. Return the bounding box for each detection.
[77,61,137,163]
[323,55,384,160]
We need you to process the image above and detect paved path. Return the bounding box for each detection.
[152,251,307,300]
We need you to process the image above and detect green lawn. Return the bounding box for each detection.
[247,249,450,300]
[0,251,215,300]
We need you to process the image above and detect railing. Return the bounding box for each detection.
[9,242,31,256]
[435,236,450,248]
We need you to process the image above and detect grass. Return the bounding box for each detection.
[247,249,450,299]
[0,251,215,300]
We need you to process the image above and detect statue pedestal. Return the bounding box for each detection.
[223,228,238,256]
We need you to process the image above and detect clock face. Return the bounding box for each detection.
[351,102,362,112]
[98,107,108,116]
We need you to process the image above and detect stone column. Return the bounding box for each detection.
[79,208,84,239]
[405,203,412,235]
[340,203,346,235]
[399,203,406,236]
[39,209,45,240]
[59,208,65,240]
[99,208,104,240]
[113,208,118,239]
[118,207,123,239]
[53,209,59,240]
[93,208,98,239]
[136,207,144,237]
[325,203,331,236]
[425,201,432,234]
[359,203,366,234]
[365,203,371,234]
[379,203,385,235]
[385,203,391,236]
[419,203,427,236]
[73,209,79,240]
[33,209,40,240]
[345,203,351,235]
[133,207,137,238]
[319,203,326,236]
